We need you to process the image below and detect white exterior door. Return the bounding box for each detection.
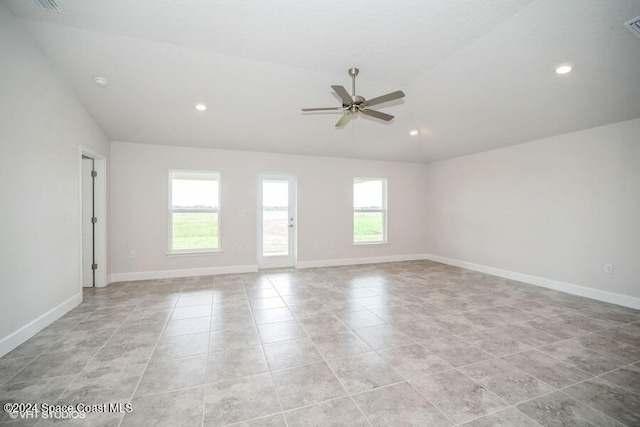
[258,175,296,269]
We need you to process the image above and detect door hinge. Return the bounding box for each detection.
[91,170,97,178]
[91,217,98,224]
[91,263,98,270]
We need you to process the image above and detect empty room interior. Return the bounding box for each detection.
[2,0,640,426]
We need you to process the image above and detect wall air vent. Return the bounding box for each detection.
[625,17,640,39]
[34,0,63,13]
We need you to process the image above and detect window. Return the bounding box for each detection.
[353,178,387,244]
[169,170,220,253]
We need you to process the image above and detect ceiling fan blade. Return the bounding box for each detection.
[331,85,353,106]
[362,90,405,107]
[335,113,353,128]
[301,107,342,112]
[360,109,394,121]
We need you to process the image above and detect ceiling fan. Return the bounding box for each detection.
[302,68,405,128]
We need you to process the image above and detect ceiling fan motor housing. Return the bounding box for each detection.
[348,95,365,111]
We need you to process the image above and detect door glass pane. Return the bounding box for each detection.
[262,180,289,256]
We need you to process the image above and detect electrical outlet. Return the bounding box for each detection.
[604,264,613,274]
[131,250,136,259]
[237,246,243,254]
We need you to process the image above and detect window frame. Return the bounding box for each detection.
[352,177,388,245]
[168,169,221,255]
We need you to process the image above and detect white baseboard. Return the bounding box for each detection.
[0,293,82,358]
[422,253,640,310]
[109,264,259,283]
[296,254,425,269]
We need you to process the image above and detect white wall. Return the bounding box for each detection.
[422,118,640,302]
[109,141,424,279]
[0,5,109,355]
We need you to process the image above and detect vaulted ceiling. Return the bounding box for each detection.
[4,0,640,162]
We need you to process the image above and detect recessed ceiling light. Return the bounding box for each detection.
[195,103,207,111]
[555,64,573,75]
[94,77,109,88]
[409,129,419,136]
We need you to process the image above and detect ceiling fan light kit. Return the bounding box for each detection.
[302,67,405,128]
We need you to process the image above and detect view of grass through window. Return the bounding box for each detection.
[354,178,386,243]
[171,172,219,251]
[172,212,218,250]
[354,212,384,243]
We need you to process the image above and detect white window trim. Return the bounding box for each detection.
[168,169,222,255]
[353,177,388,245]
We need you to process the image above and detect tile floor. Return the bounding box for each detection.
[1,260,640,426]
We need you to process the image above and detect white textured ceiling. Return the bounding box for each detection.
[3,0,640,162]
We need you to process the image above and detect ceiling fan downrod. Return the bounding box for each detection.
[347,68,364,112]
[348,67,359,97]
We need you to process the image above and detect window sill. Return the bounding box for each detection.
[353,241,388,246]
[166,250,222,257]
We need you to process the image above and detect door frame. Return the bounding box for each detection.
[81,156,95,287]
[78,146,108,287]
[257,173,297,269]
